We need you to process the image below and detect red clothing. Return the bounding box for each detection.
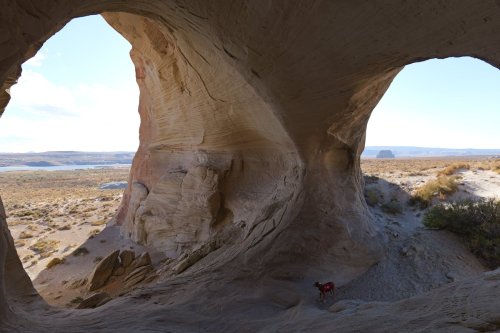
[320,282,334,293]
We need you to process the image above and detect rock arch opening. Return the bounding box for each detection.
[355,56,500,301]
[0,14,141,307]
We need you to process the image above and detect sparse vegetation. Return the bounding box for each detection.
[18,230,33,239]
[58,225,72,231]
[423,198,500,269]
[91,219,107,226]
[437,163,470,176]
[72,247,90,256]
[364,188,382,207]
[29,239,60,258]
[70,296,84,304]
[381,198,403,215]
[22,254,34,263]
[409,176,459,208]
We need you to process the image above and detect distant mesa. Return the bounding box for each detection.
[24,161,60,167]
[376,150,395,158]
[362,146,500,158]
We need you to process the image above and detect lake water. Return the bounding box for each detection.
[0,164,131,172]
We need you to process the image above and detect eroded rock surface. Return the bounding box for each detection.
[87,250,120,291]
[0,0,499,331]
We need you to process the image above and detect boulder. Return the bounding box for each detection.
[87,250,120,291]
[76,292,112,309]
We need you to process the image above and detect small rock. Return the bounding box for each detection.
[76,292,112,309]
[87,250,120,291]
[128,252,151,271]
[119,250,135,267]
[484,268,500,281]
[446,272,457,282]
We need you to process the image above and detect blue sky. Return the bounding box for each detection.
[367,57,500,149]
[0,15,498,152]
[0,15,139,152]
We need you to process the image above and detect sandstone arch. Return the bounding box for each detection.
[1,1,499,330]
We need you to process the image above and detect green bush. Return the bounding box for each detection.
[423,198,500,269]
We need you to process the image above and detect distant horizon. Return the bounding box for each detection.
[0,150,136,154]
[1,145,499,155]
[364,145,500,150]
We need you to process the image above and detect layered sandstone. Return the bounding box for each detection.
[0,1,499,331]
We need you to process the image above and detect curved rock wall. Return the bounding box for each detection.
[0,0,499,325]
[102,12,304,260]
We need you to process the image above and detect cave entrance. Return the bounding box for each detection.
[362,56,500,211]
[358,57,500,300]
[0,14,140,308]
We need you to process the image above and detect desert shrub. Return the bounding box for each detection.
[381,198,403,215]
[58,225,72,231]
[22,254,34,263]
[364,188,382,207]
[423,198,500,269]
[409,176,459,208]
[46,257,65,269]
[494,163,500,174]
[437,163,470,176]
[91,219,107,226]
[70,296,83,304]
[29,239,60,258]
[18,230,33,239]
[72,247,89,256]
[475,159,500,174]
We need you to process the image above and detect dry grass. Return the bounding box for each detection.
[362,157,499,177]
[437,163,470,176]
[410,176,459,208]
[46,257,65,269]
[0,167,129,274]
[29,239,60,258]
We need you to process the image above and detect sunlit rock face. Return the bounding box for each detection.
[105,12,304,261]
[0,0,499,329]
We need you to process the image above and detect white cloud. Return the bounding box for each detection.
[9,70,76,117]
[0,70,140,152]
[23,50,47,67]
